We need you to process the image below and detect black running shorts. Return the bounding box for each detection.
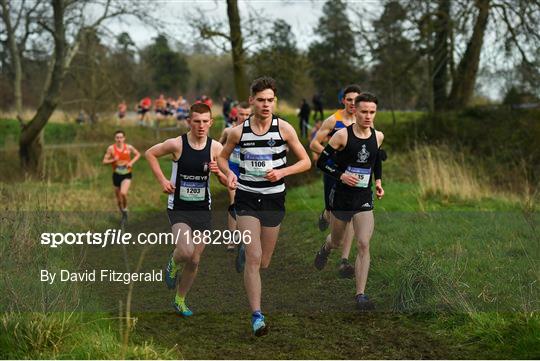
[330,187,373,222]
[167,209,212,232]
[234,190,285,227]
[112,172,132,187]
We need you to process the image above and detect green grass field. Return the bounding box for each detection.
[1,115,538,359]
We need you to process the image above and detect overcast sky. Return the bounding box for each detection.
[104,0,507,99]
[106,0,347,50]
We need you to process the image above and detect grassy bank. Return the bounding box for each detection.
[1,111,538,359]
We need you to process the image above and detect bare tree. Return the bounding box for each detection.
[389,0,540,111]
[189,0,269,101]
[0,0,153,173]
[0,0,46,119]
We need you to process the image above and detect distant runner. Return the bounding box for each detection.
[102,130,141,224]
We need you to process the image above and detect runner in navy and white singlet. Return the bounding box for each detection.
[217,77,311,336]
[145,103,228,318]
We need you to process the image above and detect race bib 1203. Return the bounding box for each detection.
[179,180,206,201]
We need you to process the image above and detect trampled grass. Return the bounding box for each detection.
[1,114,538,359]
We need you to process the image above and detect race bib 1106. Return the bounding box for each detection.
[244,153,273,177]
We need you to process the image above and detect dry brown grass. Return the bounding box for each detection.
[414,145,494,201]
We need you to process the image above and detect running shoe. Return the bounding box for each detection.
[235,243,246,273]
[252,312,268,337]
[173,298,193,317]
[338,259,355,279]
[355,293,375,311]
[314,242,331,270]
[318,209,329,231]
[164,253,178,290]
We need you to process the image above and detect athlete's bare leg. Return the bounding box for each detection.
[351,211,374,295]
[114,187,122,211]
[260,224,280,268]
[327,213,349,249]
[171,223,206,298]
[340,222,354,259]
[237,215,263,312]
[119,179,131,210]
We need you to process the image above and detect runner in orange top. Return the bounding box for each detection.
[155,94,167,125]
[102,130,141,223]
[138,97,152,126]
[117,100,127,124]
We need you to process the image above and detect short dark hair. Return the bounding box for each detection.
[189,103,212,118]
[238,101,250,109]
[114,130,125,136]
[354,92,378,105]
[250,76,277,96]
[343,84,362,96]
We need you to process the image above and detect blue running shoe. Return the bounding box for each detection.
[235,243,246,273]
[173,297,193,317]
[252,312,268,337]
[164,253,178,290]
[355,293,375,311]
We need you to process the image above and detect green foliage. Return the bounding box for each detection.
[249,20,313,102]
[0,312,179,359]
[369,1,429,109]
[144,34,190,94]
[308,0,364,107]
[415,108,540,186]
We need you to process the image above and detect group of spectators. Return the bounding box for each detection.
[115,94,213,127]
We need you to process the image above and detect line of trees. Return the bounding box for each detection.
[1,0,539,174]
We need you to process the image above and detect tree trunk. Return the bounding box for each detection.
[19,0,66,174]
[432,0,450,111]
[447,0,490,109]
[1,0,24,118]
[226,0,249,101]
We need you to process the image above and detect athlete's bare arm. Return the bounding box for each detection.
[127,144,141,168]
[218,127,229,145]
[217,124,242,190]
[266,120,311,182]
[309,113,337,154]
[327,127,348,151]
[210,140,228,186]
[145,137,182,194]
[102,145,117,165]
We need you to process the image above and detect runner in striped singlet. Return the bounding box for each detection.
[217,77,311,336]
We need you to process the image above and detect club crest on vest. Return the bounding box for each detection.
[357,144,370,163]
[267,138,276,147]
